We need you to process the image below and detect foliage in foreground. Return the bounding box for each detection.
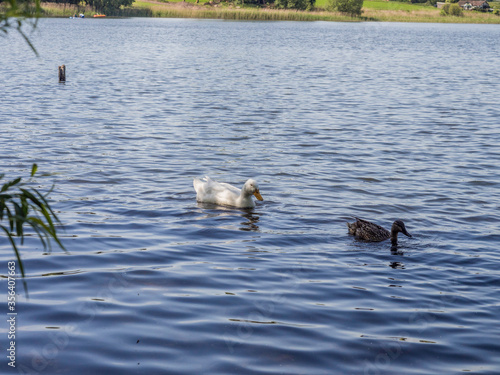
[327,0,363,15]
[1,164,66,280]
[0,0,41,54]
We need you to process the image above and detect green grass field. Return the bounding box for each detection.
[361,0,432,11]
[489,0,500,8]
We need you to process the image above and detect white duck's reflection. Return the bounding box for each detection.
[240,211,260,232]
[195,203,261,232]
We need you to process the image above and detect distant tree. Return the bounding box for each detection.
[85,0,135,14]
[327,0,363,16]
[43,0,82,6]
[234,0,266,5]
[274,0,315,10]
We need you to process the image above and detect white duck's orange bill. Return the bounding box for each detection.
[253,190,263,201]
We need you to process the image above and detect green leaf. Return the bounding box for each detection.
[12,202,25,239]
[33,188,64,227]
[31,163,38,177]
[26,216,50,250]
[1,177,21,192]
[1,225,28,297]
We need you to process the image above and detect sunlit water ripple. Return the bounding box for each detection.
[1,18,500,374]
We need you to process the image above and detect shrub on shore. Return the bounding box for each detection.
[440,2,463,15]
[274,0,315,10]
[326,0,363,15]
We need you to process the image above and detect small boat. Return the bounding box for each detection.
[93,14,106,18]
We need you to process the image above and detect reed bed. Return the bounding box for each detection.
[132,2,360,21]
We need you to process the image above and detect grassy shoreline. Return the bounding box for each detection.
[40,0,500,23]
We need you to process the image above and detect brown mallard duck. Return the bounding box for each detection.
[347,218,412,246]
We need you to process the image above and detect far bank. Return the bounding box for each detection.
[40,0,500,23]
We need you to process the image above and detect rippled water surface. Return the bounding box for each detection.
[1,18,500,374]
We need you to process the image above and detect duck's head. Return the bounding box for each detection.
[392,220,412,238]
[243,179,263,201]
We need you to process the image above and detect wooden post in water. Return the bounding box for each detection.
[58,65,66,82]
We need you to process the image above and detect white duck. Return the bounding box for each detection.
[193,176,263,208]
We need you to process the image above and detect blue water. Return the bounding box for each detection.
[1,18,500,374]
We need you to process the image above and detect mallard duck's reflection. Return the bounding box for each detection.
[389,261,405,269]
[390,245,406,256]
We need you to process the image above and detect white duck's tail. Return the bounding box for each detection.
[193,177,203,193]
[193,176,212,196]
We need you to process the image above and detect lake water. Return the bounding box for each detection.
[1,18,500,374]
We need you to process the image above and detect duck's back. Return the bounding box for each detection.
[348,218,390,242]
[193,177,241,206]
